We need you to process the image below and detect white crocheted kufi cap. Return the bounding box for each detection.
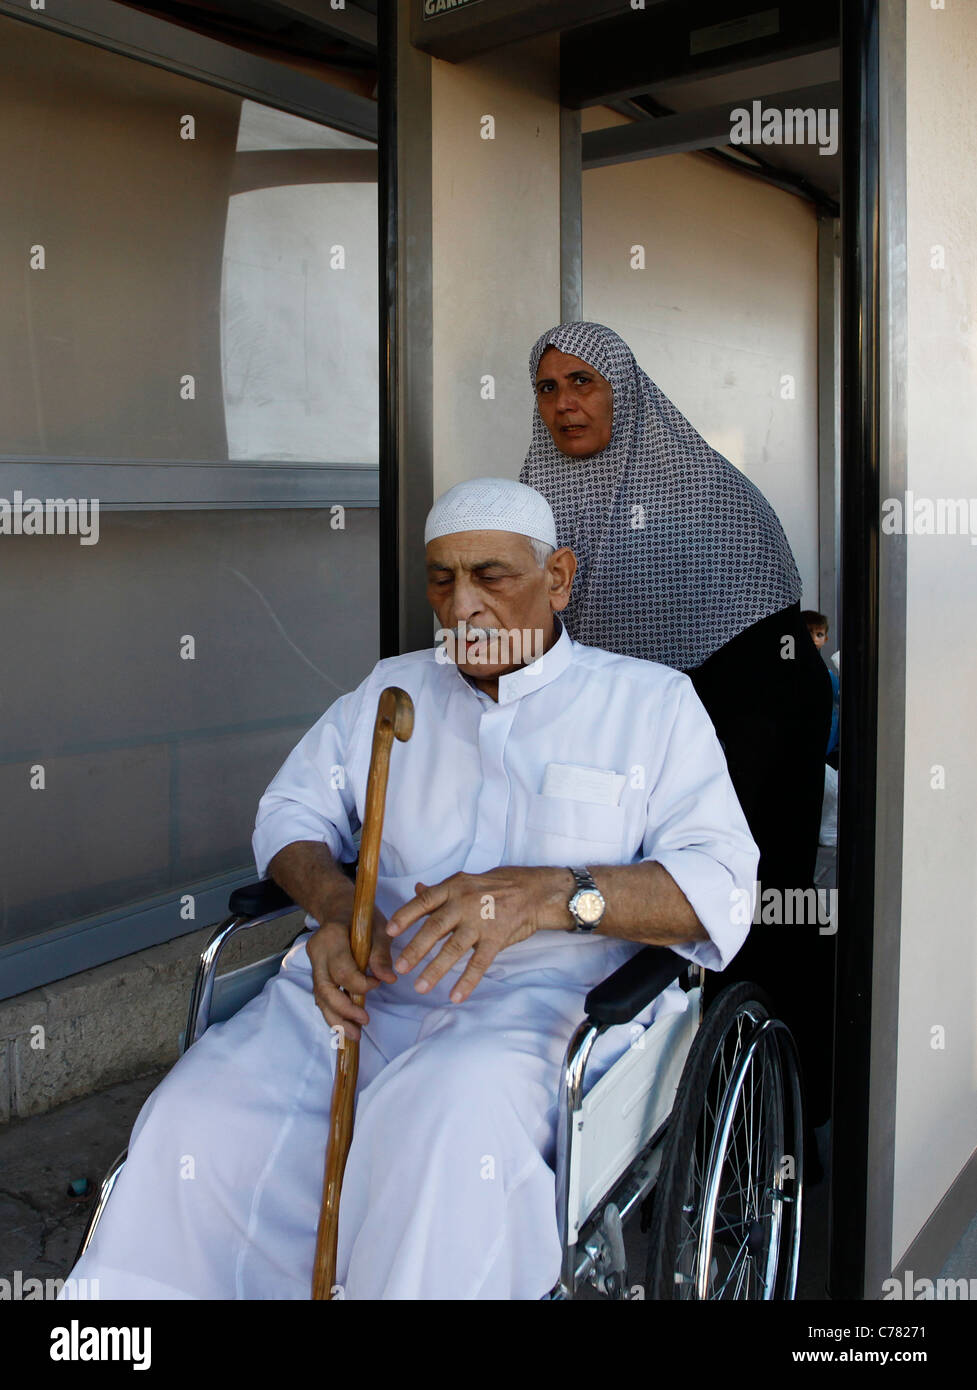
[424,477,557,548]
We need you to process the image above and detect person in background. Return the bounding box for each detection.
[803,610,840,769]
[521,321,834,1154]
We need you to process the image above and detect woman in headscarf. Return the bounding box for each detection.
[521,321,833,1136]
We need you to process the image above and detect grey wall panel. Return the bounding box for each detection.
[0,745,174,936]
[173,723,321,882]
[0,508,378,969]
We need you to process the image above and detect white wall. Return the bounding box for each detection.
[891,0,977,1264]
[581,109,821,606]
[431,37,562,497]
[223,102,378,465]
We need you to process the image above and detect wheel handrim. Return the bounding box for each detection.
[671,1007,788,1299]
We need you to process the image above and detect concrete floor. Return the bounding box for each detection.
[0,1069,166,1289]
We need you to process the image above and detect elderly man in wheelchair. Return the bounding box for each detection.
[66,477,803,1302]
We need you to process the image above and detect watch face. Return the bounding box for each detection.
[575,890,604,924]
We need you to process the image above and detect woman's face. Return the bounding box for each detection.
[534,347,614,458]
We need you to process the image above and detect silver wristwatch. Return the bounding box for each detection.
[566,866,606,933]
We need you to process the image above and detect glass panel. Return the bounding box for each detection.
[223,101,378,464]
[0,18,377,469]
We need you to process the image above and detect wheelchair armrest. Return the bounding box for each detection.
[227,859,357,919]
[228,880,295,918]
[583,945,690,1026]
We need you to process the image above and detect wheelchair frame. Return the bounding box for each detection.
[78,879,804,1301]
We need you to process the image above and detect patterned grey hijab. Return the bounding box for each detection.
[520,321,802,670]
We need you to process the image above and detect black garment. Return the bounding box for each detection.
[687,602,835,1128]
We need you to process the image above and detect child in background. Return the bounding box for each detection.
[802,610,840,764]
[802,611,840,858]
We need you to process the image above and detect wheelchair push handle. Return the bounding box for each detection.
[312,686,414,1301]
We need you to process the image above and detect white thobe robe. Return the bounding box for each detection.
[65,621,757,1300]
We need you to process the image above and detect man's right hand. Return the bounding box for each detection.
[305,906,396,1043]
[266,842,398,1042]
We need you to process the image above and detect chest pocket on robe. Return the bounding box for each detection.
[523,792,626,865]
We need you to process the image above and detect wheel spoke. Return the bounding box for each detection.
[651,996,796,1302]
[709,1233,750,1298]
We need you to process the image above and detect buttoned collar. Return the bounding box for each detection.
[451,616,574,707]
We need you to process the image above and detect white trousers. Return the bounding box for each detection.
[64,932,674,1300]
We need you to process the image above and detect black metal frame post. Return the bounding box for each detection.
[830,0,880,1301]
[377,0,399,658]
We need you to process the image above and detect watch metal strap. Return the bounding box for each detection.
[569,866,598,892]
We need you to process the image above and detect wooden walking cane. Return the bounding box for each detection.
[311,685,414,1300]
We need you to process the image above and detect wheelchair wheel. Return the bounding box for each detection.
[644,981,803,1300]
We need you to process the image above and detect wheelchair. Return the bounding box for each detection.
[77,877,805,1301]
